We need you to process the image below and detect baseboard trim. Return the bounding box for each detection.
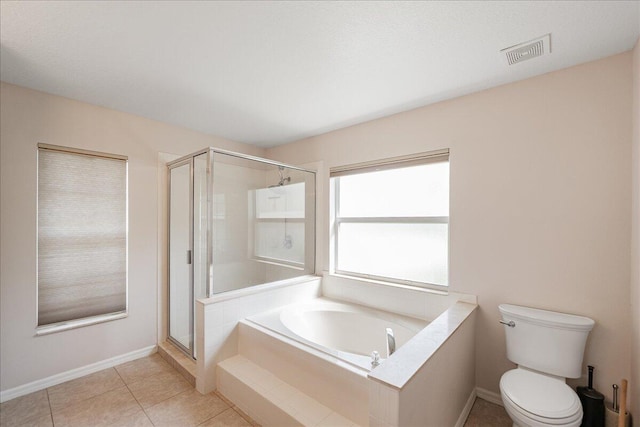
[455,388,478,427]
[475,387,503,406]
[0,345,157,403]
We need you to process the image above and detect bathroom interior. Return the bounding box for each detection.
[1,1,639,427]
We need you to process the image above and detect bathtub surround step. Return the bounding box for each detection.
[217,355,359,427]
[196,276,322,394]
[237,320,369,426]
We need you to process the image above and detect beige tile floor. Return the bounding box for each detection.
[0,354,256,427]
[1,353,509,427]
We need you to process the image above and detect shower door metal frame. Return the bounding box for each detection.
[167,157,195,358]
[169,148,214,300]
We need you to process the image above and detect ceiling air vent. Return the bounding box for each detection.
[501,34,551,65]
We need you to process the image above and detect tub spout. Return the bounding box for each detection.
[386,328,395,358]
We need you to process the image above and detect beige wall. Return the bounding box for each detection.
[268,53,633,395]
[0,82,265,392]
[630,38,639,414]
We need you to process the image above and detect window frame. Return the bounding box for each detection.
[330,149,450,290]
[36,143,129,336]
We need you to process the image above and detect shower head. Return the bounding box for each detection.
[270,166,291,187]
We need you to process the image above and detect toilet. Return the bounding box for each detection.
[498,304,595,427]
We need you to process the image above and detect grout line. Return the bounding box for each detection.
[123,357,190,397]
[229,406,257,427]
[232,405,260,427]
[140,408,156,427]
[115,363,157,427]
[194,407,227,427]
[114,369,141,407]
[47,368,127,416]
[45,388,55,427]
[113,365,127,385]
[180,391,232,427]
[143,387,194,412]
[214,390,235,407]
[138,385,193,413]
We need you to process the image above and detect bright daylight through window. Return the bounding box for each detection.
[331,151,449,288]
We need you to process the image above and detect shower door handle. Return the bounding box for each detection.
[187,250,192,265]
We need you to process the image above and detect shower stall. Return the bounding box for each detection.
[167,148,316,358]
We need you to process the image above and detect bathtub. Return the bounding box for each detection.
[246,297,428,371]
[220,275,477,426]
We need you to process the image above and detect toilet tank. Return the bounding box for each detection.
[499,304,594,378]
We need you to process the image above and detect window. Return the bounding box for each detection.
[331,150,449,288]
[37,144,128,334]
[253,182,306,267]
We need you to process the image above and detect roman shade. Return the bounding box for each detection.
[37,144,128,333]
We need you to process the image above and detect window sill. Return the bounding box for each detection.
[35,311,127,336]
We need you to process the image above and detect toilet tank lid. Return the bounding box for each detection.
[499,304,594,331]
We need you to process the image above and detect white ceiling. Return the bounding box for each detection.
[1,1,639,147]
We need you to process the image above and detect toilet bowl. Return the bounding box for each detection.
[498,304,594,427]
[500,368,582,427]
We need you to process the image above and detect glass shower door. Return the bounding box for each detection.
[168,161,193,355]
[166,147,316,358]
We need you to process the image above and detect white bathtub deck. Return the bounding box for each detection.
[217,355,360,427]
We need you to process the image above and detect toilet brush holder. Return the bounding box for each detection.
[604,404,630,427]
[577,366,604,427]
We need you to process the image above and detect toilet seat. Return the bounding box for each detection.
[500,369,582,426]
[502,391,582,426]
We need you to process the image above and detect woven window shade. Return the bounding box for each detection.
[38,147,127,327]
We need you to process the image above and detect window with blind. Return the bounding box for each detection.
[330,150,449,288]
[37,144,128,334]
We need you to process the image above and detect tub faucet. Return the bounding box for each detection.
[371,351,380,367]
[386,328,395,358]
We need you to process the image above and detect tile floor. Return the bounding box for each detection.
[0,353,510,427]
[463,398,512,427]
[0,354,255,427]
